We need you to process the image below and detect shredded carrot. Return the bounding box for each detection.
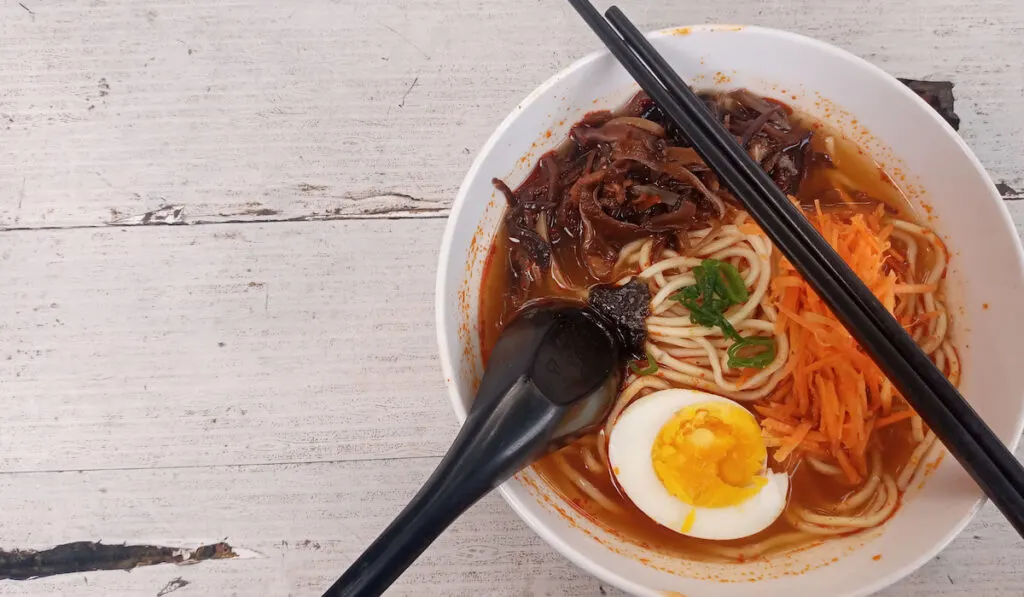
[835,449,863,484]
[803,312,843,329]
[757,207,936,471]
[774,421,813,462]
[753,403,796,422]
[738,221,764,235]
[772,276,804,289]
[804,430,829,443]
[894,283,939,294]
[762,418,798,434]
[804,444,829,456]
[875,409,915,428]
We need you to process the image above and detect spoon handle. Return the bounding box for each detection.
[323,378,564,597]
[324,304,624,596]
[321,449,481,597]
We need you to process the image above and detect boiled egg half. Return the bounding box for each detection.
[609,388,788,540]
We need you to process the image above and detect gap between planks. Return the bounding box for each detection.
[1,207,1022,475]
[0,218,458,474]
[1,0,1022,231]
[0,456,1018,597]
[0,210,449,234]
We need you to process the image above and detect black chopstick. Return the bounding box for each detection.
[597,0,1024,517]
[600,7,1024,498]
[601,7,1024,491]
[599,0,1024,519]
[567,0,1024,536]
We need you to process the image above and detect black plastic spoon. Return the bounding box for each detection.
[324,281,649,597]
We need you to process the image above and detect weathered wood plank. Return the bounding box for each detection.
[0,0,1021,229]
[1007,201,1024,238]
[0,214,1021,595]
[0,459,610,597]
[1,1,1023,594]
[3,211,1023,474]
[0,458,1018,597]
[0,218,456,472]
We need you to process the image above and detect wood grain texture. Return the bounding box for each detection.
[0,457,1018,597]
[0,220,455,473]
[0,459,613,597]
[0,217,1021,596]
[0,0,1023,595]
[0,0,1021,228]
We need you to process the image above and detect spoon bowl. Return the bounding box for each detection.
[325,300,626,596]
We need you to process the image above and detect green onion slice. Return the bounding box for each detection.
[727,336,776,369]
[629,351,659,375]
[717,261,749,304]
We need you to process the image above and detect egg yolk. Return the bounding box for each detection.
[651,401,768,511]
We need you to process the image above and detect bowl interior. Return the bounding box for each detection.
[436,25,1024,597]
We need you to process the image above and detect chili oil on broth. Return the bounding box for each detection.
[478,89,954,563]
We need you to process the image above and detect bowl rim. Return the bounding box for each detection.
[435,23,1024,597]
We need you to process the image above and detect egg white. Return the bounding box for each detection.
[608,388,789,541]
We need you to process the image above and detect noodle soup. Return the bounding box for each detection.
[478,90,957,562]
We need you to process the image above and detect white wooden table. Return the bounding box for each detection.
[0,1,1022,595]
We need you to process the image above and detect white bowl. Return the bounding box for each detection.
[435,25,1024,597]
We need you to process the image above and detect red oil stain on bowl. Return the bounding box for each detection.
[914,449,948,491]
[458,209,500,394]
